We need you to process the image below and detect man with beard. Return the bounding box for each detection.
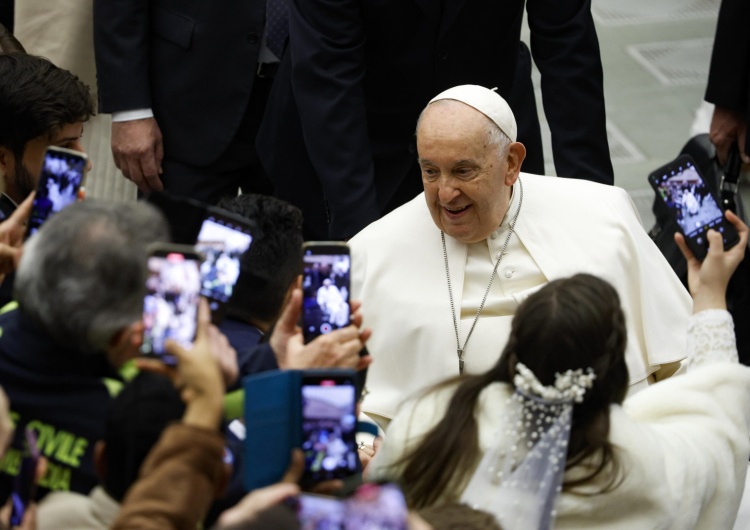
[0,53,94,306]
[0,53,94,220]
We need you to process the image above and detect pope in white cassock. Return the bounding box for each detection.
[349,85,693,429]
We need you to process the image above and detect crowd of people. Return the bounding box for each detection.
[0,1,748,528]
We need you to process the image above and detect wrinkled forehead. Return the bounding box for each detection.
[416,101,501,159]
[418,100,494,137]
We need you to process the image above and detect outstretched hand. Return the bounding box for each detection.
[675,210,748,313]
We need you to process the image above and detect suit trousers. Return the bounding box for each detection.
[159,74,276,205]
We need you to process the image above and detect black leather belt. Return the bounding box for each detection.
[256,62,279,79]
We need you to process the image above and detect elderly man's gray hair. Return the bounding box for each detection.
[15,200,170,354]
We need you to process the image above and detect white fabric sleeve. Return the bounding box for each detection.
[684,309,738,371]
[111,109,155,122]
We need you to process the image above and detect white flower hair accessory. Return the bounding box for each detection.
[513,362,596,403]
[462,362,597,530]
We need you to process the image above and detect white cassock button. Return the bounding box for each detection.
[490,232,498,239]
[504,269,514,279]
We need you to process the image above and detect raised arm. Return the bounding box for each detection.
[112,299,229,529]
[675,210,748,368]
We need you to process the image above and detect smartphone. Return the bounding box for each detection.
[295,483,408,530]
[300,372,359,487]
[10,429,40,526]
[141,244,202,364]
[648,154,740,260]
[302,242,351,343]
[195,209,254,321]
[26,146,87,238]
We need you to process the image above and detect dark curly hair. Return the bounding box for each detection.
[217,194,304,325]
[0,53,94,161]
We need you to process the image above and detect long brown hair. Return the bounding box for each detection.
[393,274,629,508]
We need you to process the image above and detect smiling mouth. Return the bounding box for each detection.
[443,205,470,214]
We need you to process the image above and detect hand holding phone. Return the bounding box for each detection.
[25,146,87,238]
[300,372,359,488]
[648,154,740,261]
[136,298,229,432]
[675,209,749,312]
[141,244,202,365]
[9,429,41,526]
[195,209,254,322]
[302,243,351,343]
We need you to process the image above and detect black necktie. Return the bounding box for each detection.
[266,0,289,58]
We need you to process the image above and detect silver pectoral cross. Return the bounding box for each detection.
[458,349,464,374]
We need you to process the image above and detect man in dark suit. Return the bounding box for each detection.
[706,0,750,167]
[0,3,11,34]
[257,0,614,240]
[93,0,281,203]
[705,0,750,364]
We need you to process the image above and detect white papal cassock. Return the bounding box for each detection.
[350,174,692,428]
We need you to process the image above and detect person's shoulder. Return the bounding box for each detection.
[522,173,626,197]
[350,193,430,247]
[0,305,21,339]
[37,489,101,526]
[522,174,635,217]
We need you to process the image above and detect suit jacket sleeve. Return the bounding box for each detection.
[527,0,614,184]
[705,0,750,151]
[93,0,153,113]
[289,0,381,238]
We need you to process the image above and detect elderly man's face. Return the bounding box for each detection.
[417,102,524,244]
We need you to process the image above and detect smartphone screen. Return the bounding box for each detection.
[344,483,409,530]
[141,247,202,364]
[300,374,359,486]
[10,429,40,526]
[296,494,346,529]
[26,146,87,238]
[302,244,351,343]
[296,483,408,530]
[648,155,739,260]
[195,213,253,315]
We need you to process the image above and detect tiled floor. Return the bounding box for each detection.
[524,0,721,229]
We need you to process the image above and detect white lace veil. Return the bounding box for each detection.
[460,363,596,530]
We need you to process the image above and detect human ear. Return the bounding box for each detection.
[0,146,12,179]
[504,142,527,185]
[106,321,145,367]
